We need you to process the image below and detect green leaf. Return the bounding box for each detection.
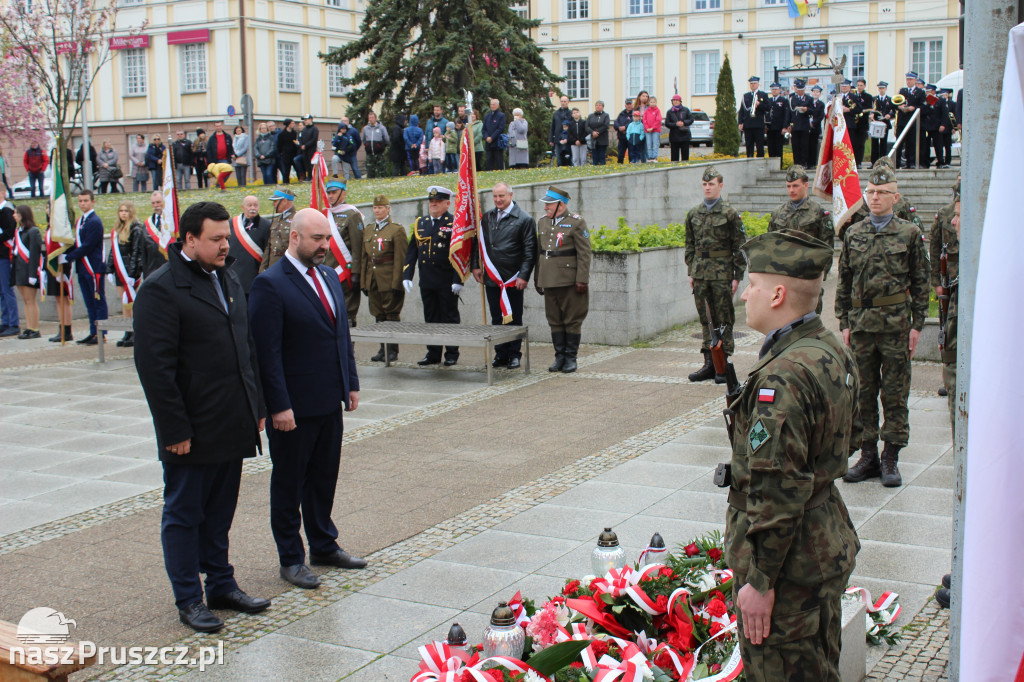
[526,640,592,676]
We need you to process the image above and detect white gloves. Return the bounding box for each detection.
[403,279,414,293]
[452,283,463,295]
[57,254,67,264]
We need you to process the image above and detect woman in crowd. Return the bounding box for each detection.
[472,110,485,171]
[145,135,166,189]
[508,108,529,169]
[12,205,42,339]
[233,125,250,187]
[129,134,149,192]
[389,114,408,176]
[192,129,209,189]
[642,95,662,162]
[97,140,120,194]
[254,122,277,185]
[107,200,144,347]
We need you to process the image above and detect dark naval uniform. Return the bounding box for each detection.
[895,75,927,168]
[765,86,791,158]
[738,78,769,158]
[870,83,894,163]
[326,206,364,325]
[228,212,271,295]
[403,199,461,365]
[534,186,592,373]
[788,83,814,167]
[361,197,408,360]
[809,90,826,167]
[726,231,860,682]
[259,207,296,274]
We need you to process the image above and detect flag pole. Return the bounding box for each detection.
[465,92,487,327]
[50,149,67,346]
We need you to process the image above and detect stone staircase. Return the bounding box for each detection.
[726,166,960,225]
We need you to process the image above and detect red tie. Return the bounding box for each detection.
[307,267,336,325]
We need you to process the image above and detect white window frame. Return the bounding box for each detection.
[694,0,721,11]
[691,50,720,96]
[510,0,529,18]
[179,43,207,94]
[118,0,144,5]
[564,0,589,20]
[66,54,89,100]
[761,46,791,89]
[277,40,300,93]
[911,38,943,85]
[563,58,590,100]
[833,42,865,82]
[628,53,654,98]
[628,0,654,15]
[121,48,147,97]
[762,0,785,6]
[325,0,342,6]
[327,50,349,97]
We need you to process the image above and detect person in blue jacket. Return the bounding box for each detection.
[403,114,424,173]
[61,190,108,344]
[482,99,507,171]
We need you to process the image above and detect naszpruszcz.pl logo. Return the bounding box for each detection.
[10,607,223,672]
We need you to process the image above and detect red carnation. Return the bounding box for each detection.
[590,639,610,659]
[710,590,725,601]
[659,566,675,579]
[563,580,581,596]
[589,578,603,592]
[708,548,723,563]
[710,663,722,674]
[683,543,700,557]
[570,661,584,669]
[706,598,728,618]
[654,594,669,612]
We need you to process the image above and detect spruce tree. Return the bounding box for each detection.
[713,53,740,156]
[323,0,562,155]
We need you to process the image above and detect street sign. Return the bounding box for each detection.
[794,39,828,56]
[227,105,236,117]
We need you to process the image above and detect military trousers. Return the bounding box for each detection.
[766,130,785,158]
[367,281,403,321]
[693,279,735,354]
[791,131,810,167]
[420,286,460,361]
[850,329,912,446]
[543,285,589,334]
[341,279,360,327]
[943,361,956,440]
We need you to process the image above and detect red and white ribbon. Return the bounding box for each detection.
[554,622,599,669]
[231,215,264,262]
[109,231,137,303]
[592,642,652,682]
[477,220,518,323]
[74,217,101,299]
[327,215,354,284]
[409,641,547,682]
[507,591,532,629]
[845,586,902,625]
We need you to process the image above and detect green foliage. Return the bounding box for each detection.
[713,54,741,156]
[526,640,593,676]
[591,217,686,253]
[741,212,771,238]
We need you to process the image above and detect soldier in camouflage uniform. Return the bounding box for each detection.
[325,180,364,326]
[684,166,747,382]
[767,165,834,313]
[259,189,297,274]
[726,230,860,682]
[837,166,930,488]
[534,185,592,374]
[930,176,960,397]
[837,158,923,240]
[361,195,408,362]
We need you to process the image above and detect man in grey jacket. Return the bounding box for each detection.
[585,101,611,165]
[361,112,391,179]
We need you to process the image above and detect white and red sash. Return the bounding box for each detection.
[478,219,518,323]
[109,231,137,303]
[75,217,101,299]
[231,215,264,262]
[327,214,353,284]
[13,228,30,264]
[144,215,161,245]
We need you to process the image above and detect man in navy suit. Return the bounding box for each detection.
[249,208,365,590]
[61,190,108,344]
[482,98,507,172]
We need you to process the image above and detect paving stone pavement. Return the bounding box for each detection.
[0,284,955,680]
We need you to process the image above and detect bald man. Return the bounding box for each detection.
[249,209,365,591]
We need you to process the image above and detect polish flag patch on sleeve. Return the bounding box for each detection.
[758,388,776,403]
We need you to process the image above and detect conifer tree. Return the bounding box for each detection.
[713,54,741,156]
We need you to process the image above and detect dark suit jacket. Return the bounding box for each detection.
[133,244,264,464]
[64,211,106,275]
[249,255,360,419]
[482,110,507,149]
[228,214,271,294]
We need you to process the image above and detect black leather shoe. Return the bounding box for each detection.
[178,602,224,633]
[208,589,271,614]
[387,350,398,362]
[309,549,368,569]
[491,357,508,368]
[370,344,385,362]
[417,356,441,366]
[443,357,458,366]
[77,334,98,345]
[935,587,950,609]
[507,357,521,369]
[942,573,951,589]
[0,326,20,337]
[938,386,948,397]
[280,564,321,589]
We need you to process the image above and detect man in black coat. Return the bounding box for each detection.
[133,201,270,634]
[470,182,536,369]
[738,76,769,158]
[665,94,695,162]
[809,85,826,167]
[787,80,814,167]
[896,71,927,168]
[615,99,634,164]
[249,208,364,591]
[483,99,507,172]
[297,114,320,181]
[765,82,791,158]
[922,84,948,168]
[871,81,895,163]
[228,195,271,295]
[585,101,611,165]
[549,96,573,167]
[276,118,298,184]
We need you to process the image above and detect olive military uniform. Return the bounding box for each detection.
[942,277,958,433]
[836,167,930,487]
[258,207,295,274]
[929,201,959,288]
[361,204,408,323]
[726,231,860,682]
[326,207,364,325]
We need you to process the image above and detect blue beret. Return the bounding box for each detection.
[925,83,937,91]
[811,85,822,91]
[770,82,781,88]
[794,79,806,88]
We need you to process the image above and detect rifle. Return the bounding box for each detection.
[706,300,743,489]
[937,244,950,350]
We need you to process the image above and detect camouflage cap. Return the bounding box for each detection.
[785,165,809,182]
[868,166,898,185]
[702,166,723,182]
[872,156,895,170]
[741,230,834,280]
[373,195,390,206]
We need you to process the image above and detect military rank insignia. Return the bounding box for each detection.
[749,420,771,453]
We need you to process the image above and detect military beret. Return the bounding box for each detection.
[794,79,806,88]
[868,166,898,185]
[905,71,918,78]
[785,165,809,182]
[540,185,571,204]
[872,156,895,170]
[702,166,723,182]
[749,76,761,83]
[741,230,834,280]
[373,195,390,207]
[770,82,781,89]
[428,186,452,200]
[325,180,346,192]
[811,85,823,92]
[270,189,295,201]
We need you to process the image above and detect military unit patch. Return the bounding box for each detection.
[749,419,771,452]
[758,388,776,403]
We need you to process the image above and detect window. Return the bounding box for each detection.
[326,0,341,5]
[911,39,943,85]
[180,43,207,93]
[762,0,785,5]
[564,58,590,99]
[629,0,653,15]
[694,0,721,10]
[833,42,865,81]
[628,54,654,97]
[66,54,88,100]
[121,48,147,96]
[328,57,349,97]
[119,0,144,5]
[692,50,720,95]
[277,40,299,92]
[761,47,790,88]
[510,0,529,18]
[565,0,588,19]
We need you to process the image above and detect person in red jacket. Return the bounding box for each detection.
[23,142,49,198]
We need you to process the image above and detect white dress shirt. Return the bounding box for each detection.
[285,251,336,316]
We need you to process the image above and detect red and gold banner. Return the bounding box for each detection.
[813,95,863,228]
[448,127,477,283]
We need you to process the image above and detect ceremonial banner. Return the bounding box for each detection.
[449,126,477,282]
[961,22,1024,682]
[48,151,72,245]
[159,148,179,248]
[312,150,352,284]
[813,94,863,228]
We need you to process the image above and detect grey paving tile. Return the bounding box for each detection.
[898,442,950,465]
[467,574,570,615]
[912,464,954,490]
[846,506,878,529]
[909,409,954,428]
[0,470,77,500]
[644,489,731,524]
[0,447,90,472]
[64,396,149,414]
[23,479,151,512]
[350,388,399,402]
[935,449,953,467]
[536,542,646,580]
[38,454,147,479]
[835,479,903,508]
[390,609,491,659]
[0,423,84,447]
[342,654,418,681]
[909,396,949,411]
[610,515,724,555]
[429,530,580,573]
[0,498,71,535]
[907,425,953,446]
[0,406,64,426]
[857,510,952,549]
[670,426,731,448]
[101,441,158,460]
[45,432,150,455]
[100,420,157,438]
[638,442,728,468]
[105,404,158,419]
[341,418,374,431]
[684,471,729,496]
[854,540,951,585]
[280,593,459,652]
[361,559,524,609]
[9,393,96,411]
[55,413,145,433]
[182,633,376,681]
[100,462,165,488]
[344,403,413,421]
[884,486,954,517]
[493,504,631,541]
[369,392,453,407]
[545,480,674,514]
[594,460,708,488]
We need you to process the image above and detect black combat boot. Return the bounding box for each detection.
[386,344,398,363]
[935,587,950,608]
[371,344,385,362]
[843,441,881,482]
[938,385,948,397]
[688,350,715,382]
[561,333,581,373]
[49,325,73,343]
[880,442,903,487]
[548,332,567,372]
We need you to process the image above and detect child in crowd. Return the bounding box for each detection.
[206,162,233,191]
[643,96,662,162]
[428,127,446,175]
[626,110,647,163]
[444,122,459,172]
[558,121,572,166]
[567,108,588,166]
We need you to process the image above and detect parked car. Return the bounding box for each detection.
[660,110,714,147]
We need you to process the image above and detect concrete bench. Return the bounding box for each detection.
[0,619,97,681]
[349,322,531,386]
[96,317,133,363]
